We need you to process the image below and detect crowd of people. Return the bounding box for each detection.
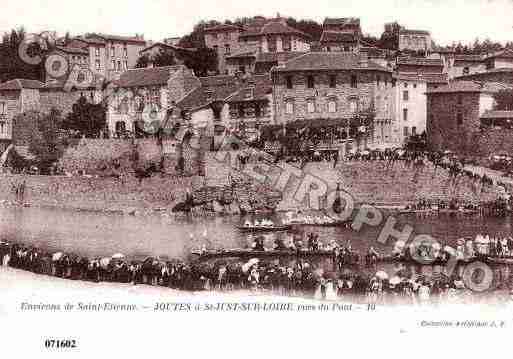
[2,229,513,304]
[403,197,509,217]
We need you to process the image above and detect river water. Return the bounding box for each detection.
[0,205,511,261]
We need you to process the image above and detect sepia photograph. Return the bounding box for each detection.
[1,0,513,357]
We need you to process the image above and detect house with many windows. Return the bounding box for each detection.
[67,33,147,81]
[320,17,362,52]
[270,52,396,151]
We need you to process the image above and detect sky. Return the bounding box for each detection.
[1,0,513,45]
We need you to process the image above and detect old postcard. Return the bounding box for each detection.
[1,0,513,357]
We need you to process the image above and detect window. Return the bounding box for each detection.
[403,91,409,101]
[463,67,469,75]
[307,75,314,89]
[457,94,463,105]
[457,112,463,125]
[413,83,417,89]
[225,44,230,55]
[307,99,315,113]
[124,60,128,70]
[403,108,408,122]
[213,45,218,53]
[238,105,245,118]
[328,99,337,113]
[95,60,101,70]
[224,32,230,40]
[111,60,115,69]
[350,74,357,88]
[0,121,4,134]
[95,47,100,57]
[286,76,293,89]
[285,101,294,114]
[255,104,261,118]
[111,46,115,57]
[404,82,408,88]
[349,99,358,113]
[403,126,409,136]
[123,45,128,57]
[326,46,331,52]
[212,33,218,40]
[412,126,417,135]
[376,75,380,87]
[117,61,121,71]
[0,102,5,114]
[329,75,336,88]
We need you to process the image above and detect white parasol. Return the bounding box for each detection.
[112,253,125,259]
[375,271,388,280]
[242,258,259,272]
[99,257,111,268]
[389,276,401,285]
[52,252,64,262]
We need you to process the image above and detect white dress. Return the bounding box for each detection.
[325,282,337,300]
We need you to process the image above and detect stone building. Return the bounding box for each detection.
[67,33,147,81]
[225,74,273,138]
[45,46,90,83]
[320,17,362,52]
[106,65,200,137]
[204,18,311,75]
[454,68,513,85]
[398,29,431,53]
[0,79,43,153]
[203,24,245,75]
[270,52,396,150]
[426,81,511,155]
[225,51,306,75]
[393,72,448,146]
[449,54,486,79]
[395,57,443,74]
[138,42,196,65]
[483,49,513,71]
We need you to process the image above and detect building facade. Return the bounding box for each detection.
[426,81,511,155]
[320,17,362,52]
[394,73,448,146]
[0,79,43,152]
[398,29,431,52]
[204,24,244,75]
[271,52,396,150]
[68,33,147,81]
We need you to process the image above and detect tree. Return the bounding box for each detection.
[183,47,217,76]
[62,96,106,138]
[12,109,66,172]
[135,49,177,68]
[286,18,322,42]
[0,27,45,82]
[493,89,513,111]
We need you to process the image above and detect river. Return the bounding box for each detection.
[0,205,511,261]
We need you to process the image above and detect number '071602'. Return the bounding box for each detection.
[44,339,77,349]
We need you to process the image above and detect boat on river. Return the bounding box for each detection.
[236,224,292,232]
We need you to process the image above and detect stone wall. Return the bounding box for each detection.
[426,92,481,154]
[472,128,513,159]
[0,173,197,212]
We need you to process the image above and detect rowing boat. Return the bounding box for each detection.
[236,224,292,232]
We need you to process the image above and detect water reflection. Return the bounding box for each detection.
[0,206,511,262]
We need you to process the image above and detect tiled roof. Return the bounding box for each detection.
[396,56,443,67]
[240,19,309,39]
[0,79,44,90]
[176,75,240,110]
[226,75,272,103]
[204,24,244,33]
[399,29,430,36]
[54,46,89,55]
[454,54,484,62]
[320,31,358,43]
[393,72,448,84]
[323,17,360,26]
[426,80,511,94]
[454,68,513,80]
[116,66,182,87]
[484,49,513,59]
[255,51,306,64]
[72,37,105,45]
[139,42,195,54]
[272,52,390,73]
[481,110,513,119]
[225,50,257,59]
[87,33,146,44]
